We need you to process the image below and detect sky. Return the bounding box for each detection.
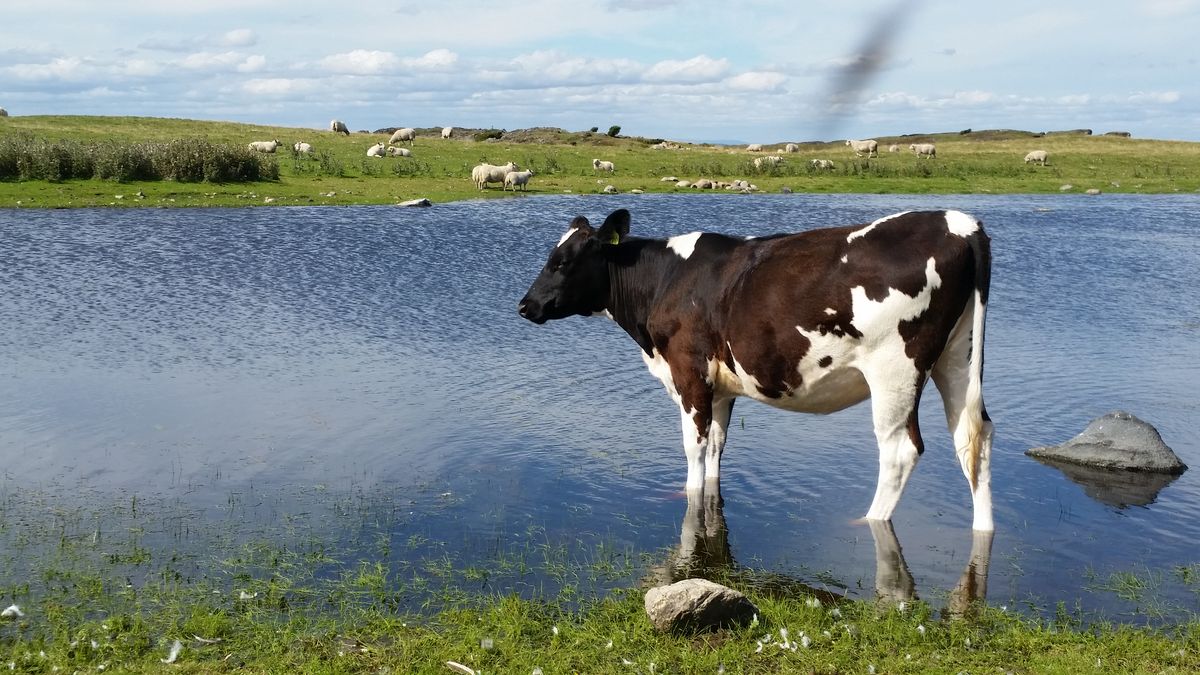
[1,0,1197,144]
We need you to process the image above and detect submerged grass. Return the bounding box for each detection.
[2,485,1199,673]
[1,115,1199,208]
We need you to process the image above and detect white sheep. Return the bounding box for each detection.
[845,139,878,157]
[248,139,280,153]
[329,119,350,135]
[471,161,519,189]
[441,127,453,139]
[746,143,764,152]
[389,128,415,145]
[753,155,783,170]
[784,143,798,153]
[387,146,412,157]
[293,141,313,154]
[592,158,615,173]
[809,159,835,170]
[888,144,900,153]
[910,143,937,158]
[366,142,387,157]
[1024,150,1049,166]
[503,169,535,191]
[691,179,715,189]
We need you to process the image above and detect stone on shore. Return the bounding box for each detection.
[1026,411,1186,474]
[644,578,759,634]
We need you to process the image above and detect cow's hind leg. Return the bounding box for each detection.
[704,397,735,483]
[678,405,713,491]
[932,323,994,531]
[863,368,926,522]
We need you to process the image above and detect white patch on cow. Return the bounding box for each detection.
[851,257,941,334]
[708,351,758,399]
[556,228,580,248]
[841,255,848,263]
[846,210,913,243]
[943,210,980,237]
[588,309,615,321]
[824,307,837,315]
[667,232,703,259]
[785,328,870,413]
[642,349,682,407]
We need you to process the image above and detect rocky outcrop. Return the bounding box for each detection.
[644,578,758,634]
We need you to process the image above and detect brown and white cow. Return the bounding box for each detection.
[518,208,994,531]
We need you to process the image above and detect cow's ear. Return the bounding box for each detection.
[597,209,631,245]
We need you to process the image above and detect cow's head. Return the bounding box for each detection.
[518,209,630,324]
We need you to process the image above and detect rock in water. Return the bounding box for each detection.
[1026,411,1186,473]
[644,578,758,634]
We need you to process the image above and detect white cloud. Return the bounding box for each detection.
[4,56,92,81]
[242,77,318,96]
[1123,90,1181,104]
[180,51,244,70]
[320,49,400,75]
[725,71,787,92]
[404,49,458,71]
[643,55,729,83]
[223,28,257,47]
[237,55,267,73]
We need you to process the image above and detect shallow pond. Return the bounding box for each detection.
[1,193,1198,620]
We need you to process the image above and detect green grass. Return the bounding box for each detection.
[3,486,1199,673]
[2,116,1199,208]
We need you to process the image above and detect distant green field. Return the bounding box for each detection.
[1,115,1198,208]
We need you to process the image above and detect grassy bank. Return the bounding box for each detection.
[3,487,1198,673]
[2,116,1199,208]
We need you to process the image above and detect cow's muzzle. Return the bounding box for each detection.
[517,299,547,324]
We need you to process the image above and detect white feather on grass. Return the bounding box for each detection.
[161,639,183,664]
[1,605,23,619]
[445,661,476,675]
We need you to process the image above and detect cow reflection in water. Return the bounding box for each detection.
[651,486,994,617]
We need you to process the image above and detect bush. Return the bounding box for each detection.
[607,126,621,138]
[0,136,276,183]
[473,129,504,142]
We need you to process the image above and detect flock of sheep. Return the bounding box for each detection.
[241,120,1053,195]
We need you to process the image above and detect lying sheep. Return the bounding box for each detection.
[592,158,615,172]
[389,128,415,145]
[472,161,519,189]
[441,127,453,139]
[248,139,280,153]
[691,179,715,190]
[784,143,798,153]
[366,142,387,157]
[293,141,313,154]
[329,119,350,135]
[809,159,834,170]
[845,139,878,157]
[753,155,783,170]
[746,143,763,152]
[910,143,937,158]
[888,144,900,153]
[387,146,412,157]
[503,169,535,191]
[1024,150,1049,166]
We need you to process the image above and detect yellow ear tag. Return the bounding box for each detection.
[609,231,620,245]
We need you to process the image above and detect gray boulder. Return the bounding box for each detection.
[1026,411,1186,474]
[644,578,758,634]
[397,198,432,207]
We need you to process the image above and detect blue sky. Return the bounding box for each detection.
[2,0,1196,143]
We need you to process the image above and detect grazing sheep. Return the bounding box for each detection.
[845,139,878,157]
[441,127,453,139]
[329,119,350,135]
[248,139,280,153]
[910,143,937,158]
[784,143,798,153]
[387,146,412,157]
[504,169,535,191]
[746,143,764,152]
[471,161,519,189]
[1024,150,1049,166]
[888,144,900,153]
[592,158,615,173]
[293,141,313,154]
[389,128,416,145]
[809,159,835,170]
[753,155,784,170]
[366,142,387,157]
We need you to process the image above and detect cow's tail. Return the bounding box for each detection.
[963,225,992,490]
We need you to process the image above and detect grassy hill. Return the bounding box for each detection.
[1,115,1198,207]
